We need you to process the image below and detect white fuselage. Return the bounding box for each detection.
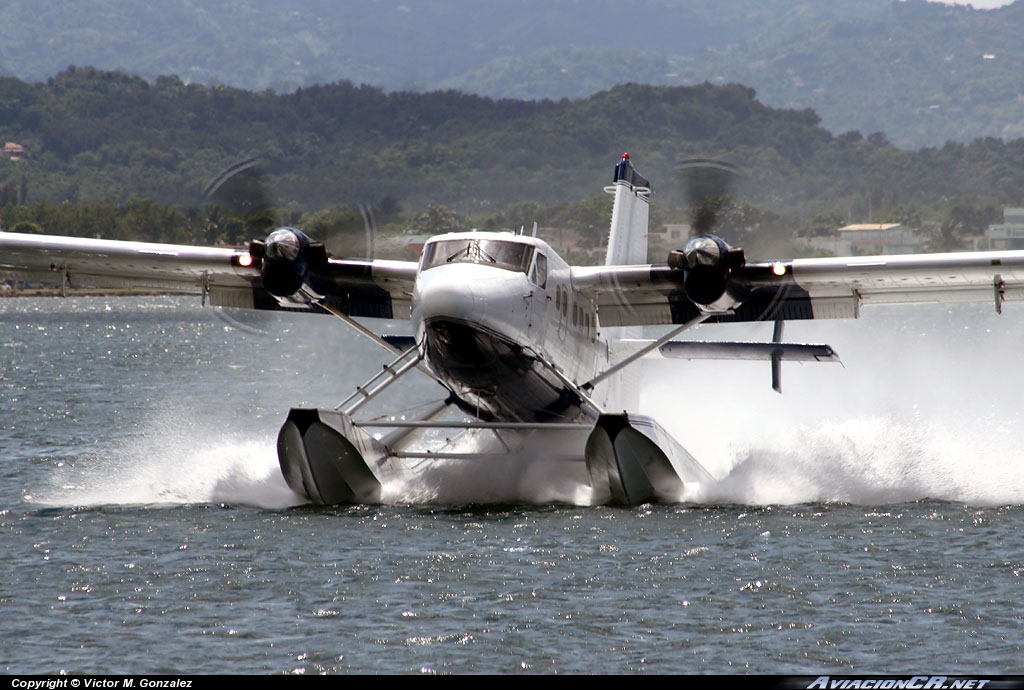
[407,172,651,423]
[410,232,617,423]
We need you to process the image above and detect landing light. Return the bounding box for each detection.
[238,253,254,267]
[771,262,786,277]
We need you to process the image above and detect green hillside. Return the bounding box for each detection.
[1,70,1021,261]
[2,1,1022,147]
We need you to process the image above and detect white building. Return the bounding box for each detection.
[987,208,1024,250]
[806,223,921,256]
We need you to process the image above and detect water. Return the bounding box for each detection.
[1,296,1022,674]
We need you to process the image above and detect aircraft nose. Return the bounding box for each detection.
[414,263,532,340]
[416,269,477,322]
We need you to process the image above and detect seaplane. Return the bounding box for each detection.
[2,153,1023,506]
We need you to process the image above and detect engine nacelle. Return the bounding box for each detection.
[250,227,327,298]
[667,234,746,312]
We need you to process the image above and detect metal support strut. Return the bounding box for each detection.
[337,344,425,416]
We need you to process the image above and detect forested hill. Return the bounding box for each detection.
[2,69,1023,224]
[1,0,1023,147]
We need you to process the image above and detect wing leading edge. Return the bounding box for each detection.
[573,249,1024,327]
[0,233,418,318]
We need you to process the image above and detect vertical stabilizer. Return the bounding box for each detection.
[605,153,652,266]
[600,154,652,413]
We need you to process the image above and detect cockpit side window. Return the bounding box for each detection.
[422,238,534,275]
[529,253,548,288]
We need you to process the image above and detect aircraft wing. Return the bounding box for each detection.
[0,232,418,318]
[574,249,1024,327]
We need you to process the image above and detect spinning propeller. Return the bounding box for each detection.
[201,158,380,305]
[668,158,749,313]
[667,158,807,392]
[201,157,278,244]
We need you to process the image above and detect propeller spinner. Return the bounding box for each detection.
[249,227,327,299]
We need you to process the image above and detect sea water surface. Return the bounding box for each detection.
[0,296,1021,674]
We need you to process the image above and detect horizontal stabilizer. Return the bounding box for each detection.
[659,340,839,362]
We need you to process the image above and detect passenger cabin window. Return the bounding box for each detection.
[422,238,534,274]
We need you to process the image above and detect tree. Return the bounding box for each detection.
[559,195,613,249]
[925,200,997,252]
[409,202,467,235]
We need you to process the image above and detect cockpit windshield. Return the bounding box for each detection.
[422,238,534,274]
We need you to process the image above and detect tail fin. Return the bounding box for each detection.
[604,153,652,266]
[600,154,652,412]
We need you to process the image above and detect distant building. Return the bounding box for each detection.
[804,222,921,256]
[840,223,921,254]
[404,234,430,256]
[648,223,690,248]
[987,208,1024,250]
[3,142,26,161]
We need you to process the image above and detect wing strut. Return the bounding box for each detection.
[582,313,711,391]
[317,299,448,388]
